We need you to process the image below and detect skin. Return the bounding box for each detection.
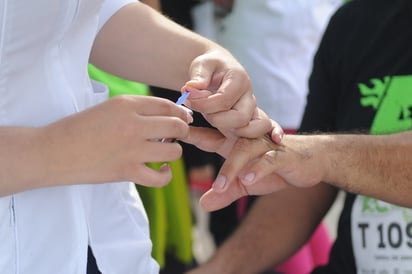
[183,122,412,211]
[0,96,191,196]
[0,2,274,197]
[186,184,337,274]
[90,2,271,137]
[183,123,333,274]
[183,124,412,273]
[140,0,161,11]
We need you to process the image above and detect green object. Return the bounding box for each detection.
[88,64,150,96]
[137,161,193,267]
[88,64,193,268]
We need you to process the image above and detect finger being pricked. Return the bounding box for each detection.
[180,126,238,158]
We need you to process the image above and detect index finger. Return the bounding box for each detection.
[183,60,251,113]
[125,95,193,122]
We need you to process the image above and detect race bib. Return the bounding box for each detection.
[351,195,412,274]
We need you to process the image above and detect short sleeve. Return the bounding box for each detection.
[98,0,138,32]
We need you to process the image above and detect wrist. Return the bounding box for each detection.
[315,134,348,187]
[0,127,49,195]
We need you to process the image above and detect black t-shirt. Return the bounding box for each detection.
[299,0,412,273]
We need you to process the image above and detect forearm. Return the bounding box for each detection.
[316,131,412,207]
[190,184,336,274]
[140,0,161,11]
[0,127,50,196]
[0,96,192,196]
[0,125,100,196]
[90,2,222,91]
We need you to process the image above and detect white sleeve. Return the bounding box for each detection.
[97,0,139,32]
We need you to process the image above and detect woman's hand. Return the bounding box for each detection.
[182,50,273,139]
[42,95,192,188]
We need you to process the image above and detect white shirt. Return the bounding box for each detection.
[217,0,342,129]
[0,0,159,273]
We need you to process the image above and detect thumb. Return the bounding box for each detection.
[182,55,218,95]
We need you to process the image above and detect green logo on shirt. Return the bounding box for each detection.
[359,75,412,134]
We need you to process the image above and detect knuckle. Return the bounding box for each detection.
[117,118,139,138]
[110,95,133,108]
[262,150,277,165]
[163,100,176,112]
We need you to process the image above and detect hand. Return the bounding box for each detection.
[182,119,285,211]
[42,95,192,188]
[181,49,273,138]
[184,122,325,211]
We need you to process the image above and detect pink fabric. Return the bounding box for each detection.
[236,197,332,274]
[274,223,332,274]
[189,178,214,193]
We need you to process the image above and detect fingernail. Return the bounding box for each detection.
[242,173,255,185]
[187,113,194,124]
[159,163,170,172]
[184,108,194,124]
[274,127,284,143]
[212,175,227,190]
[177,105,193,124]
